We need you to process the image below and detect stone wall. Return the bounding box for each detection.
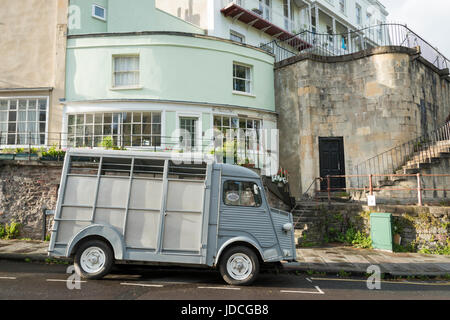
[275,46,450,199]
[294,203,450,252]
[0,161,62,239]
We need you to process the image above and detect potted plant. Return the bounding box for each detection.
[241,158,255,168]
[41,146,66,161]
[0,148,16,160]
[14,147,39,160]
[272,168,288,188]
[14,148,29,160]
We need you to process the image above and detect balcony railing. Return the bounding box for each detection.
[261,23,450,71]
[221,0,302,34]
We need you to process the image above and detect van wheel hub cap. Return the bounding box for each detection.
[227,253,252,280]
[80,247,106,274]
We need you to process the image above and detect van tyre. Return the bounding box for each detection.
[74,240,114,280]
[219,246,259,286]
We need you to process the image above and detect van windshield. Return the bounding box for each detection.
[223,180,262,207]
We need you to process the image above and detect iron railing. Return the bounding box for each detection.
[352,122,450,189]
[0,131,271,169]
[317,173,450,206]
[261,23,450,70]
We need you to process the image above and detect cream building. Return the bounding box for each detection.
[0,0,68,148]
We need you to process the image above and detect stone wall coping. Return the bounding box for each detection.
[275,46,450,82]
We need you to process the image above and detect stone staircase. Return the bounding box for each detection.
[371,139,450,204]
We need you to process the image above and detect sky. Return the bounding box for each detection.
[381,0,450,59]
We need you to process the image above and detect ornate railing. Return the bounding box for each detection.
[261,23,450,70]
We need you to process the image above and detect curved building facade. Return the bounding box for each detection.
[64,0,278,171]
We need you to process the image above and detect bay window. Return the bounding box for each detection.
[0,98,47,146]
[67,111,161,148]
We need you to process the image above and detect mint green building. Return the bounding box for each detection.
[65,0,277,171]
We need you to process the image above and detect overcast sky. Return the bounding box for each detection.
[381,0,450,58]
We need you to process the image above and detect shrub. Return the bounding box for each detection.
[0,222,21,240]
[100,136,115,149]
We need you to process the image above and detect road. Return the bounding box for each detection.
[0,260,449,301]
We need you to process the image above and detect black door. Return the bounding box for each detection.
[319,137,346,191]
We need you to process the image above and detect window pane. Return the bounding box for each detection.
[143,123,151,135]
[19,100,27,110]
[95,114,103,124]
[9,111,16,122]
[123,112,132,124]
[0,100,8,111]
[152,113,161,124]
[86,114,94,124]
[104,113,112,124]
[39,111,46,122]
[28,100,37,110]
[94,125,102,135]
[142,112,151,124]
[132,136,141,147]
[132,124,142,135]
[103,124,111,135]
[0,111,7,122]
[223,181,262,207]
[152,124,161,135]
[9,101,17,110]
[133,112,142,123]
[38,99,47,110]
[68,115,75,126]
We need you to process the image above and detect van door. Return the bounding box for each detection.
[160,161,207,254]
[218,179,279,258]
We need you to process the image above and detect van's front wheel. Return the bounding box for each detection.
[219,246,259,286]
[74,240,114,280]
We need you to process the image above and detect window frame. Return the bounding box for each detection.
[222,180,263,208]
[339,0,346,14]
[230,30,245,44]
[66,111,162,149]
[92,4,107,21]
[112,54,141,89]
[355,4,362,25]
[232,62,253,95]
[0,96,49,147]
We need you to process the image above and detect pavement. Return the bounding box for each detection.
[1,239,450,277]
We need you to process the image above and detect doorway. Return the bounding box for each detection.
[319,137,346,191]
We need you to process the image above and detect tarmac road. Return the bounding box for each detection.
[0,260,449,301]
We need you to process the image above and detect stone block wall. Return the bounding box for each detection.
[294,203,450,252]
[275,46,450,199]
[0,161,62,239]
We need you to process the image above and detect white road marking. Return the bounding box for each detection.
[306,277,313,283]
[198,286,241,291]
[0,276,16,280]
[46,279,86,283]
[281,286,325,295]
[120,282,164,288]
[311,277,450,286]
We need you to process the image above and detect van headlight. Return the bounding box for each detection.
[282,223,293,232]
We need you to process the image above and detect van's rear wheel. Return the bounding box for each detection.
[74,240,113,280]
[219,246,259,286]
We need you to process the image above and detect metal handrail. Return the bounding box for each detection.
[261,23,450,70]
[352,122,450,188]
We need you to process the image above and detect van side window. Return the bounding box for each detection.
[223,181,262,207]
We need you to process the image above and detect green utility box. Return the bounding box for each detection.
[370,213,393,252]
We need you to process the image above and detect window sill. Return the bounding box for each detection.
[110,86,143,91]
[232,90,256,98]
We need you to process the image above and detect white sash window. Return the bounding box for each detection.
[113,55,140,88]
